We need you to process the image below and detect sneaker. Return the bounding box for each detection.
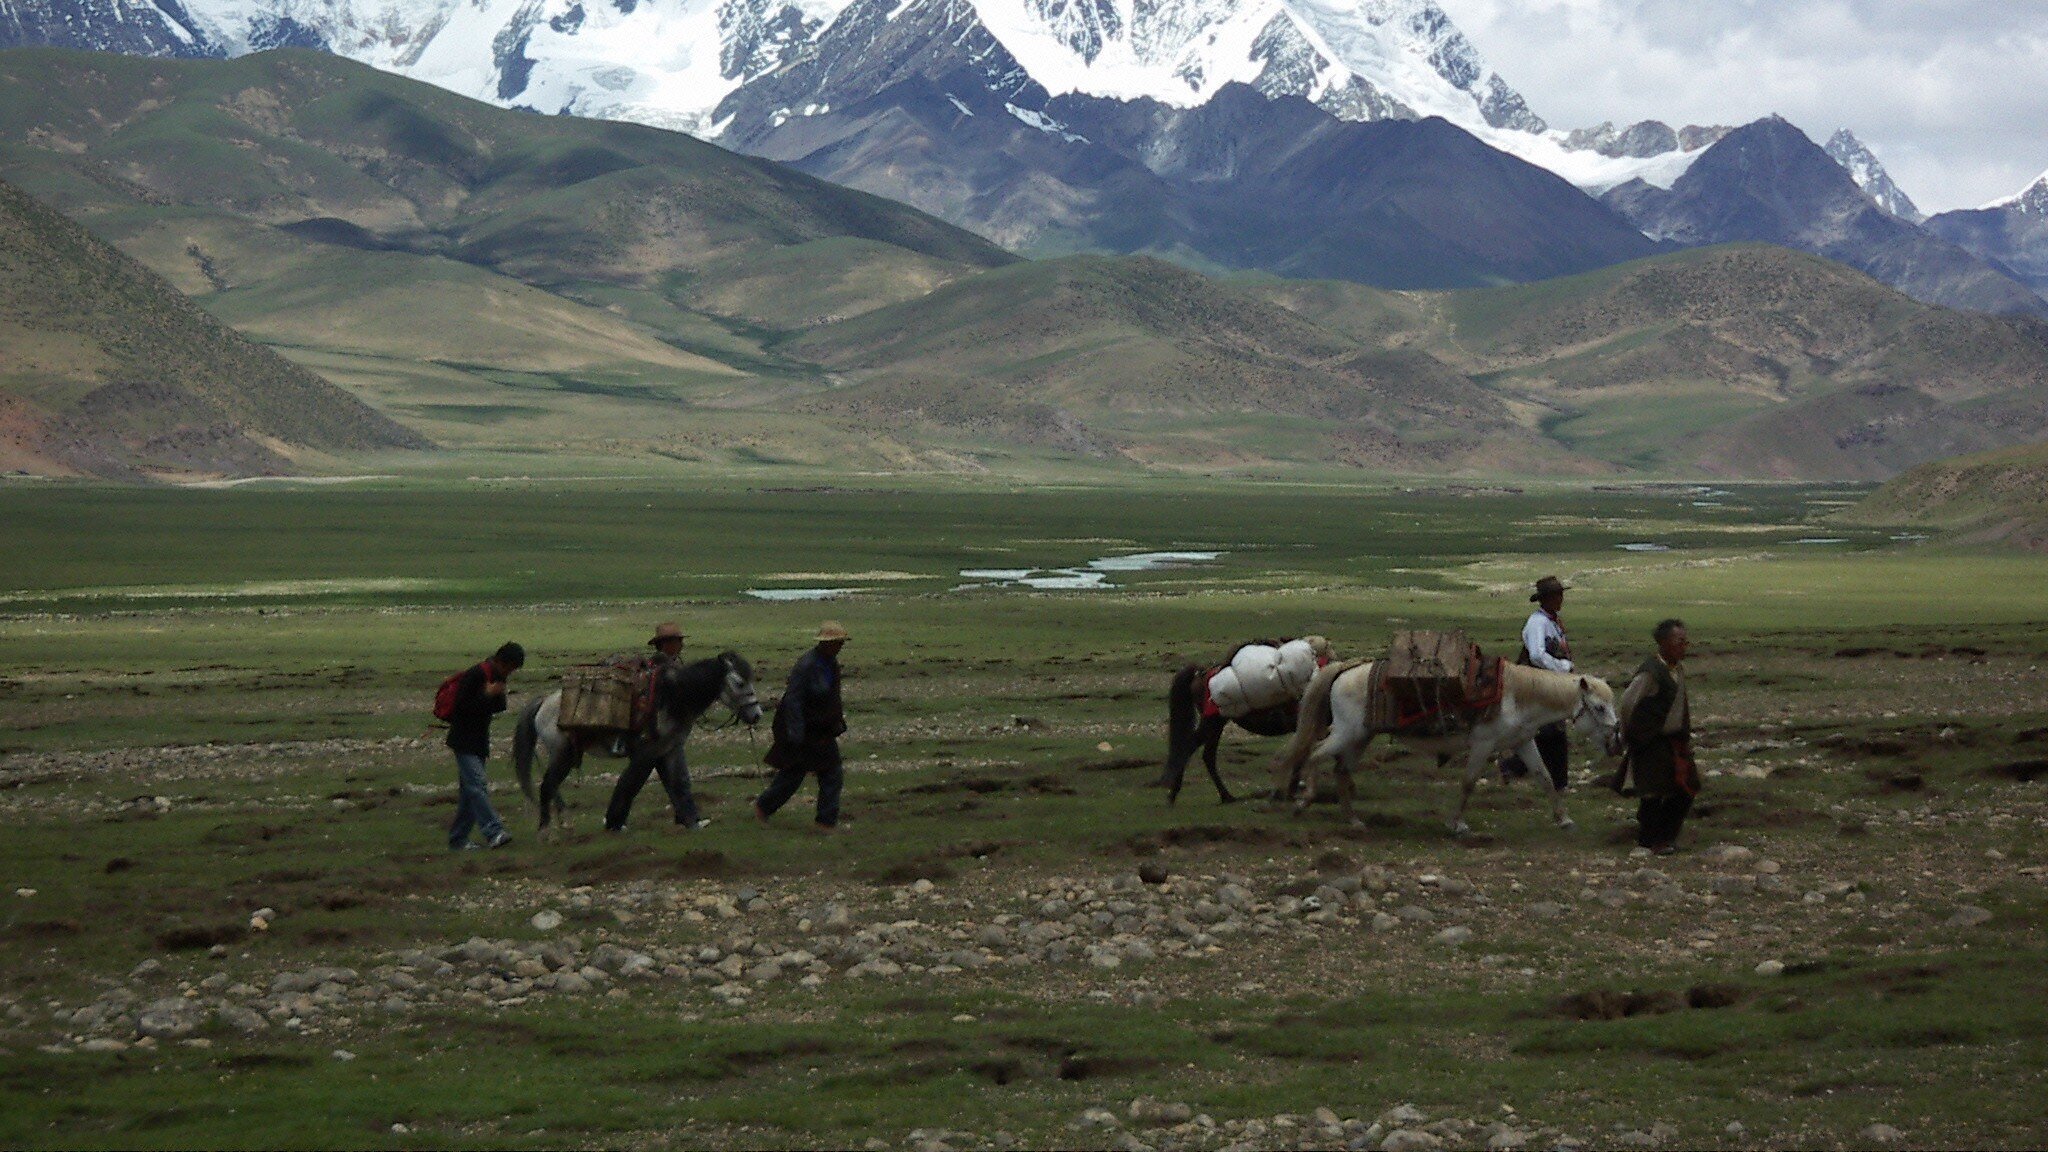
[680,818,712,831]
[810,822,840,835]
[603,824,628,834]
[486,830,513,849]
[452,842,480,852]
[1652,843,1679,856]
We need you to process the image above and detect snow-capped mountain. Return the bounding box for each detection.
[2,0,1713,192]
[1824,129,1923,223]
[1985,169,2048,215]
[1925,167,2048,297]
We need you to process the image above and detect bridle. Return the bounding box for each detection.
[710,655,762,740]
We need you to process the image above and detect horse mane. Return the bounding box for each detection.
[1502,663,1610,710]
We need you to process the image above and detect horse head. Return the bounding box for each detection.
[719,652,763,727]
[1572,676,1622,757]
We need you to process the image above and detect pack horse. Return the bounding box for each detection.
[513,652,762,832]
[1160,637,1334,804]
[1272,630,1621,835]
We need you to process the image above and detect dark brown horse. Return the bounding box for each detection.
[1157,638,1327,805]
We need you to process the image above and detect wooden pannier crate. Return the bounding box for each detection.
[1384,629,1471,714]
[559,662,637,731]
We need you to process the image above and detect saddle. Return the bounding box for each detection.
[1374,630,1505,736]
[559,654,659,734]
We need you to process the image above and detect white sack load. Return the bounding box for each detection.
[1275,636,1329,696]
[1208,637,1331,717]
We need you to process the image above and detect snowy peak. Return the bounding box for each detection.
[1825,129,1924,223]
[1987,168,2048,215]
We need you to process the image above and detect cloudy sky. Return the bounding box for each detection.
[1434,0,2048,212]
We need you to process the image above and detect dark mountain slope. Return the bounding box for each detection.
[1602,118,2045,317]
[0,174,425,478]
[1926,180,2048,297]
[753,78,1659,289]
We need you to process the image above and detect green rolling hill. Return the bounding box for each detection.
[0,173,424,479]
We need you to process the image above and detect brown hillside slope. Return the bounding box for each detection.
[0,175,427,479]
[1246,246,2048,479]
[788,254,1597,473]
[1842,441,2048,552]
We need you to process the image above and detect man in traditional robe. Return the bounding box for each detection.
[1617,618,1698,855]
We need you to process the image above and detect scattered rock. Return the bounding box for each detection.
[135,998,204,1040]
[215,1003,267,1034]
[1433,926,1473,947]
[1946,906,1993,928]
[531,910,563,931]
[1381,1129,1442,1152]
[1754,960,1786,978]
[1861,1123,1905,1145]
[1074,1107,1120,1129]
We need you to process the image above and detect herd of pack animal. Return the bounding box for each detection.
[489,625,1622,839]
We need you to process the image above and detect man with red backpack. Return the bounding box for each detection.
[441,642,525,851]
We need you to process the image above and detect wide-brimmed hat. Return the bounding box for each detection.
[1529,575,1569,602]
[647,622,685,646]
[816,621,851,642]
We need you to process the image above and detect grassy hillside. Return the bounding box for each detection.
[0,175,425,479]
[1842,440,2048,551]
[1245,246,2048,478]
[787,255,1594,473]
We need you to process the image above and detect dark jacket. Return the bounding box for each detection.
[445,661,507,759]
[766,647,844,767]
[1623,656,1693,797]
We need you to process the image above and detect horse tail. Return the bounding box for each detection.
[1165,665,1202,776]
[1272,660,1343,785]
[513,696,541,802]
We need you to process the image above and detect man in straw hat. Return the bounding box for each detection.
[603,622,710,832]
[754,621,850,832]
[1502,575,1574,790]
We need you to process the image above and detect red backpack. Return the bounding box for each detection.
[433,664,482,723]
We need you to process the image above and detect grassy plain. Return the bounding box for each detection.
[1,479,2045,1150]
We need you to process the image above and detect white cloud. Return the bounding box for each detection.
[1435,0,2048,211]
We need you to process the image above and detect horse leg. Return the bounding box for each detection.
[1335,745,1360,826]
[1203,720,1234,804]
[1449,743,1492,837]
[538,742,580,835]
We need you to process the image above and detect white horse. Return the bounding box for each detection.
[1272,660,1621,835]
[513,651,762,833]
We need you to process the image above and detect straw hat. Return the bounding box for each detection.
[815,621,851,642]
[1529,575,1569,603]
[647,622,685,646]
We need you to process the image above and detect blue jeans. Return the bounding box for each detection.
[756,741,843,827]
[449,752,505,848]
